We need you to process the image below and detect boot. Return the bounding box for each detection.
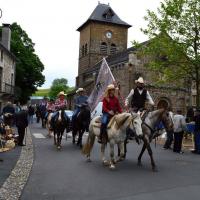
[98,125,106,144]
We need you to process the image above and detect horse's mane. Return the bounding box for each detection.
[108,113,130,129]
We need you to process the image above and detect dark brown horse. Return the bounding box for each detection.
[72,105,91,148]
[123,109,173,171]
[53,110,69,150]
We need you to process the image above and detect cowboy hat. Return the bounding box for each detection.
[107,84,115,91]
[135,77,144,84]
[76,88,84,94]
[57,91,66,97]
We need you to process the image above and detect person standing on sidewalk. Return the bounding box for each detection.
[173,110,187,154]
[191,109,200,154]
[15,105,28,146]
[28,105,35,124]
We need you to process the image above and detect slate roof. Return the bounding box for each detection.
[77,3,131,31]
[0,42,16,60]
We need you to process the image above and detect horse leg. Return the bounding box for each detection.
[72,130,76,144]
[54,132,56,146]
[78,130,84,148]
[137,143,146,166]
[101,143,109,166]
[109,142,116,169]
[146,144,157,172]
[57,132,61,150]
[118,142,125,162]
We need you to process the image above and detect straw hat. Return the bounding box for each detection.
[76,88,84,94]
[104,84,116,98]
[135,77,144,84]
[57,91,66,97]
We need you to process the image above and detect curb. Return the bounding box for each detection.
[0,127,34,200]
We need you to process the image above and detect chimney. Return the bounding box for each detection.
[1,23,11,50]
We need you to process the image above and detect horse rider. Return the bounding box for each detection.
[125,77,155,114]
[39,97,48,115]
[98,84,122,144]
[45,99,55,120]
[72,88,88,124]
[51,91,68,128]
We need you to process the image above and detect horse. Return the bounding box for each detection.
[123,108,173,172]
[72,104,91,148]
[46,112,53,138]
[82,113,143,169]
[53,110,70,150]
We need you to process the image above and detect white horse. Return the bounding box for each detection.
[82,112,142,169]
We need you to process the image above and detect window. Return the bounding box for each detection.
[103,9,114,20]
[100,42,107,54]
[0,50,3,62]
[84,43,88,55]
[110,43,117,55]
[81,45,85,57]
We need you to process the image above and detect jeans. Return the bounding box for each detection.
[28,115,34,124]
[173,131,184,153]
[51,111,68,122]
[101,112,109,126]
[164,130,174,149]
[194,131,200,153]
[72,108,80,121]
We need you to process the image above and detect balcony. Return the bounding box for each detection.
[0,82,15,95]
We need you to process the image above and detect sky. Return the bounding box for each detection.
[0,0,162,88]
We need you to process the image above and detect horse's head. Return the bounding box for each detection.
[129,113,143,137]
[161,110,173,132]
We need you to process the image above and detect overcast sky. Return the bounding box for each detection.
[1,0,162,88]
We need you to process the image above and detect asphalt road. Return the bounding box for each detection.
[21,122,200,200]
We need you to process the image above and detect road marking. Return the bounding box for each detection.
[33,133,46,139]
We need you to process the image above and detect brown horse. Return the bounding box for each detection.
[123,109,173,171]
[53,110,69,150]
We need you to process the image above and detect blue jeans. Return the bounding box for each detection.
[72,108,80,119]
[101,113,109,126]
[52,111,68,122]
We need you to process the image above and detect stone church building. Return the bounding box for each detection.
[74,3,189,111]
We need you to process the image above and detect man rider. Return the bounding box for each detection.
[72,88,88,123]
[51,91,68,129]
[98,84,122,144]
[125,77,155,113]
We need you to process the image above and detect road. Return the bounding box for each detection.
[21,122,200,200]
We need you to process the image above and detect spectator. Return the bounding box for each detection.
[15,105,28,146]
[28,105,35,124]
[173,110,187,154]
[2,102,15,126]
[191,108,200,154]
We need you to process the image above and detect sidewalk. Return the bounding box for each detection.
[0,146,21,187]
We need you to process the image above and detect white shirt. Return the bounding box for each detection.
[125,88,155,107]
[173,114,187,133]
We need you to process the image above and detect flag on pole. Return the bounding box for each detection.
[87,58,115,112]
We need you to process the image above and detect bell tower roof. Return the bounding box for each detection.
[77,3,131,31]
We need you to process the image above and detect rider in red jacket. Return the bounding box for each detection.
[98,84,122,143]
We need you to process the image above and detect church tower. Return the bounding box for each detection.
[76,3,131,87]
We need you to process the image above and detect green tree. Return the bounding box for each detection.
[49,78,71,98]
[138,0,200,106]
[10,23,45,103]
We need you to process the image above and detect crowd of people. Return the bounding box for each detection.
[1,76,200,156]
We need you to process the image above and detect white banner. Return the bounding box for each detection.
[87,58,115,112]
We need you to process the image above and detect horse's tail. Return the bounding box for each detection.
[82,126,95,156]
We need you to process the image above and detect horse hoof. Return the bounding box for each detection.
[109,164,116,170]
[57,146,61,150]
[102,160,109,166]
[152,167,158,172]
[117,157,125,162]
[86,158,91,162]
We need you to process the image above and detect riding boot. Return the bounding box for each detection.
[98,125,107,144]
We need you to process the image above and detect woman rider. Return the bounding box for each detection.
[51,91,68,129]
[98,84,122,144]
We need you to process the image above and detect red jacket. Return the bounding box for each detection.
[102,96,122,114]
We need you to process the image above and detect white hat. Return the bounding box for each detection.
[76,88,84,93]
[107,84,115,91]
[57,91,66,97]
[135,77,144,84]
